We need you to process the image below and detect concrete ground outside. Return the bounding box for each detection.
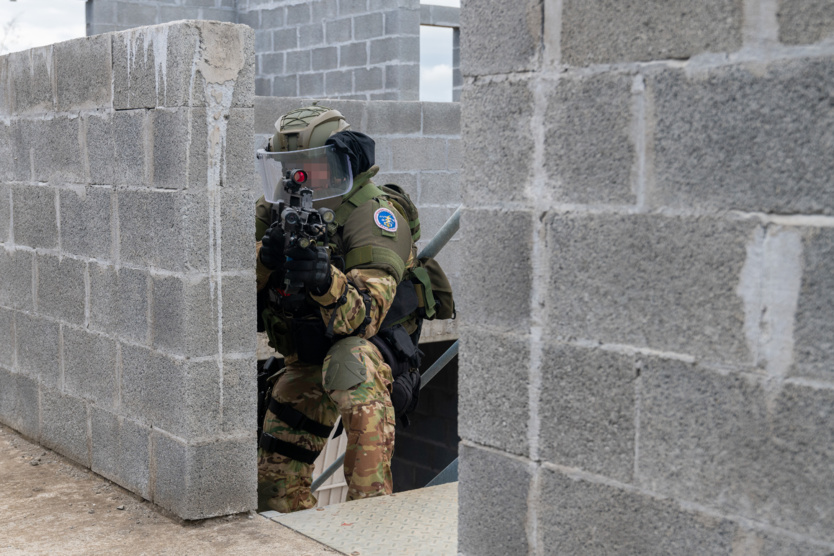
[0,424,337,555]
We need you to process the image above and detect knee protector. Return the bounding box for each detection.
[322,336,369,391]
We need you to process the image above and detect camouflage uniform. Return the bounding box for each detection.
[256,165,413,513]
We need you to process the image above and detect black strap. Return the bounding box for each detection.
[259,433,320,465]
[269,398,333,438]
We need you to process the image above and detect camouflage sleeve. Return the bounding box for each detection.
[310,266,397,338]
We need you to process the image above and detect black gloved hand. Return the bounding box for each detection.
[259,222,285,270]
[284,246,332,295]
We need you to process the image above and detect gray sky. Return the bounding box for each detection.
[0,0,459,101]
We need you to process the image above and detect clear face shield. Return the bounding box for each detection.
[257,145,353,205]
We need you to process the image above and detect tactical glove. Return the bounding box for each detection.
[259,222,285,270]
[285,246,332,295]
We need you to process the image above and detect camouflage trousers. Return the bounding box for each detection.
[258,338,396,513]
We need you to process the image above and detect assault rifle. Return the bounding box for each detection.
[270,168,335,294]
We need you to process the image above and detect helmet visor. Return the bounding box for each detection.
[257,145,353,204]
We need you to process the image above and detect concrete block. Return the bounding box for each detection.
[59,187,112,260]
[255,77,271,97]
[652,57,834,214]
[640,359,834,540]
[273,28,298,52]
[152,433,257,519]
[113,23,199,109]
[272,75,298,97]
[458,444,532,556]
[54,34,112,112]
[459,332,529,455]
[12,185,57,250]
[299,72,325,97]
[121,344,221,439]
[29,117,86,185]
[298,24,325,49]
[201,8,236,23]
[0,184,8,244]
[151,275,218,358]
[91,409,151,498]
[780,0,834,45]
[389,137,448,171]
[286,3,311,25]
[461,78,534,205]
[312,0,339,20]
[286,50,312,73]
[119,190,210,273]
[113,110,149,185]
[461,0,542,76]
[254,96,307,132]
[63,327,118,409]
[3,120,31,182]
[385,8,420,36]
[255,29,272,53]
[545,214,754,365]
[117,2,157,26]
[459,208,533,333]
[545,73,636,205]
[420,5,459,28]
[7,47,54,114]
[743,530,834,556]
[561,0,742,66]
[221,356,258,435]
[419,172,460,206]
[793,229,834,378]
[339,0,368,16]
[340,42,368,68]
[0,248,33,312]
[370,36,418,64]
[326,18,352,43]
[16,312,59,386]
[223,107,255,190]
[312,47,339,71]
[0,308,13,368]
[237,10,259,29]
[354,13,383,40]
[422,102,460,136]
[0,368,39,440]
[415,205,456,240]
[231,26,256,110]
[220,274,256,355]
[325,70,353,95]
[259,52,283,76]
[374,171,417,192]
[260,7,284,29]
[85,113,115,186]
[384,64,419,98]
[89,263,149,344]
[40,387,90,467]
[151,107,208,190]
[539,344,636,480]
[539,468,735,554]
[354,67,383,92]
[36,254,86,326]
[365,101,421,135]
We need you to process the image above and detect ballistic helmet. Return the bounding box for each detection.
[269,104,350,152]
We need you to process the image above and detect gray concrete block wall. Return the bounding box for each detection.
[461,0,834,553]
[243,0,421,100]
[0,21,258,520]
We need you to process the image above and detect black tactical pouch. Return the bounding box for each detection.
[292,318,334,365]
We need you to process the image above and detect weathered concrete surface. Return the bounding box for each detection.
[0,424,337,556]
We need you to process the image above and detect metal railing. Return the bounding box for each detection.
[310,206,461,494]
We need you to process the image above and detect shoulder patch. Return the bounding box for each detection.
[374,207,398,233]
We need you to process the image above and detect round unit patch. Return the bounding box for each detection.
[374,208,398,232]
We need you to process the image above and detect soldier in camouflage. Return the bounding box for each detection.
[255,105,414,513]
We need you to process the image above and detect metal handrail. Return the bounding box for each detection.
[310,207,462,494]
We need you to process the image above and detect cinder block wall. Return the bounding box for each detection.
[0,20,258,520]
[87,0,422,101]
[255,96,462,339]
[459,0,834,554]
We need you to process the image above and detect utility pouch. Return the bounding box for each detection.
[422,257,455,320]
[261,306,294,356]
[369,331,421,426]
